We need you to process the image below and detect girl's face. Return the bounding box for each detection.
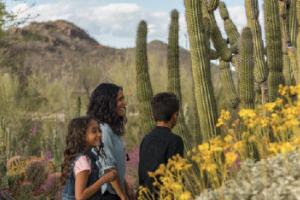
[116,89,127,117]
[86,119,102,148]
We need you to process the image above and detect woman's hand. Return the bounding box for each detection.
[100,169,117,183]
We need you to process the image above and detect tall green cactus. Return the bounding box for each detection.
[239,27,255,109]
[135,20,155,135]
[287,0,297,83]
[219,1,240,47]
[245,0,269,103]
[264,0,284,101]
[167,10,193,151]
[184,0,220,141]
[296,0,300,83]
[219,60,239,109]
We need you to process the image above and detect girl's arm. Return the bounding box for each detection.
[75,169,117,200]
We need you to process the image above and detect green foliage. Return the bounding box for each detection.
[25,160,48,188]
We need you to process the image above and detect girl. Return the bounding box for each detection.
[87,83,134,200]
[61,116,127,200]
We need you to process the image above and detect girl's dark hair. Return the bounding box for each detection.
[60,116,98,185]
[87,83,126,136]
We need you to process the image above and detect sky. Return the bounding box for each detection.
[5,0,263,49]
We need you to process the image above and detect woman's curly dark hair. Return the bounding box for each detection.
[87,83,127,136]
[60,116,98,186]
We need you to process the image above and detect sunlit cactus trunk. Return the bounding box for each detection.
[245,0,269,103]
[239,27,255,109]
[264,0,284,101]
[287,0,297,83]
[167,9,193,151]
[135,21,155,135]
[279,0,294,86]
[184,0,220,141]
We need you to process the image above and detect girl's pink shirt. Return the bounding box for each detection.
[73,155,91,176]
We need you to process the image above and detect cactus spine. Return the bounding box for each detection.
[219,60,239,109]
[184,0,220,141]
[167,10,193,151]
[239,27,255,109]
[264,0,284,101]
[135,21,155,135]
[245,0,269,103]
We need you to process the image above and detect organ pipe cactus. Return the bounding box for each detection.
[167,9,193,151]
[245,0,269,103]
[239,27,255,109]
[264,0,284,101]
[135,20,155,135]
[219,60,239,109]
[184,0,220,141]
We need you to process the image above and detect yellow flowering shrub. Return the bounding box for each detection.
[138,84,300,200]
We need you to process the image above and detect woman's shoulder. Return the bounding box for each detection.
[100,123,113,133]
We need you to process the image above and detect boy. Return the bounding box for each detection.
[138,92,184,192]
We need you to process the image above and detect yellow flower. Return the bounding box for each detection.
[198,143,209,152]
[205,163,217,174]
[280,142,295,154]
[225,151,237,166]
[170,182,182,191]
[263,102,276,112]
[239,109,257,119]
[179,191,192,200]
[224,135,234,143]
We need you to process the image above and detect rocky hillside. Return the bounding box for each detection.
[0,20,229,109]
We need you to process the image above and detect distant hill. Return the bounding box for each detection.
[0,20,231,111]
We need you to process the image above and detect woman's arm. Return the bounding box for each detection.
[75,169,117,200]
[106,169,128,200]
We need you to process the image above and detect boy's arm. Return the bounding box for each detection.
[166,137,184,159]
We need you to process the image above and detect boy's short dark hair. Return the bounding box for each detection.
[151,92,179,122]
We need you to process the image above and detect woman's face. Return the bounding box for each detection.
[86,119,102,147]
[116,89,127,117]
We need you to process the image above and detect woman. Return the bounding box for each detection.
[87,83,134,200]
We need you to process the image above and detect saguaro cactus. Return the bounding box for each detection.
[184,0,220,141]
[135,21,155,135]
[167,10,193,150]
[245,0,269,103]
[239,27,255,109]
[219,60,239,109]
[202,1,232,61]
[264,0,284,101]
[219,1,240,47]
[279,0,293,85]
